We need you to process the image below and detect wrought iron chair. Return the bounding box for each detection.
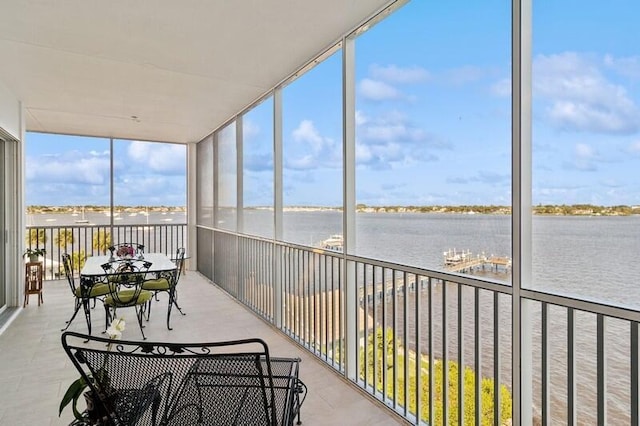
[62,331,171,425]
[101,259,153,339]
[61,253,114,335]
[61,331,306,425]
[142,247,186,330]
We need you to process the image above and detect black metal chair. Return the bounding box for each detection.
[61,331,306,425]
[142,247,186,330]
[61,253,114,335]
[101,259,153,339]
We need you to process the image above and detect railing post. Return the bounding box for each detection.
[274,243,282,329]
[513,0,533,424]
[342,33,357,381]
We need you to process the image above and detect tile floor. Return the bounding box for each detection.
[0,271,405,425]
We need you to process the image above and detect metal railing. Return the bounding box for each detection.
[25,223,187,280]
[210,229,640,424]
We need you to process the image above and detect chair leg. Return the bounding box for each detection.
[166,290,186,330]
[104,304,112,331]
[80,298,94,335]
[61,299,82,331]
[136,305,147,340]
[166,295,173,331]
[172,295,186,316]
[146,298,153,322]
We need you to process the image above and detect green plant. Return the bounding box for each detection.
[55,229,74,248]
[59,318,126,420]
[359,326,513,425]
[23,247,46,258]
[92,230,112,255]
[71,251,88,272]
[26,228,47,246]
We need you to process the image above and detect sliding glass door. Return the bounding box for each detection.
[0,138,6,310]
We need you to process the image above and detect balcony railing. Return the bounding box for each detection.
[209,228,640,425]
[25,223,187,279]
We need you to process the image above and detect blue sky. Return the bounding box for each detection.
[26,1,640,207]
[25,133,186,206]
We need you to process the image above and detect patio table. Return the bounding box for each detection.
[81,253,177,278]
[78,253,177,335]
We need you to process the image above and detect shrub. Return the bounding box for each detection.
[359,327,512,425]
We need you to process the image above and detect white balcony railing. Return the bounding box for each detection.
[209,229,640,425]
[25,223,187,280]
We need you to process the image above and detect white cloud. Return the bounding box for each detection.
[628,140,640,153]
[355,110,369,126]
[575,143,594,159]
[534,52,640,134]
[292,120,324,151]
[355,110,449,169]
[491,78,511,97]
[26,151,110,185]
[604,54,640,80]
[285,120,340,170]
[127,141,186,174]
[370,64,429,84]
[358,78,401,101]
[242,119,261,140]
[565,143,597,171]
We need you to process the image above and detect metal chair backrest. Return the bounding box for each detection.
[61,253,78,295]
[101,259,152,307]
[61,332,296,425]
[174,247,186,284]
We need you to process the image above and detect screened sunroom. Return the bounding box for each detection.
[1,1,640,425]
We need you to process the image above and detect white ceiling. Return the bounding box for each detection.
[0,0,396,144]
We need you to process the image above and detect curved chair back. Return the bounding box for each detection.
[102,259,154,339]
[174,247,186,284]
[101,260,152,307]
[61,332,304,425]
[61,253,78,295]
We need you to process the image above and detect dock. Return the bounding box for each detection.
[443,249,511,273]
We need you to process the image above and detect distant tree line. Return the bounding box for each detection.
[28,204,640,216]
[26,205,185,214]
[355,204,640,216]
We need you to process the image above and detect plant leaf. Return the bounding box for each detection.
[59,376,87,418]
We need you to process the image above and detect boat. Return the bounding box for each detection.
[75,206,89,223]
[321,234,343,252]
[443,249,471,266]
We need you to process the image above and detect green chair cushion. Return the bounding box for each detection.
[75,283,115,298]
[104,289,152,307]
[141,278,170,291]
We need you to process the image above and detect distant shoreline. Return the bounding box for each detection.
[26,205,185,214]
[27,204,640,217]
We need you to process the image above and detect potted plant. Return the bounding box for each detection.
[59,318,126,422]
[23,247,46,262]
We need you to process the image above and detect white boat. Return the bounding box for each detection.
[443,249,471,266]
[75,206,89,223]
[321,234,343,252]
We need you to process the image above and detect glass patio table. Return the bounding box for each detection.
[81,253,177,278]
